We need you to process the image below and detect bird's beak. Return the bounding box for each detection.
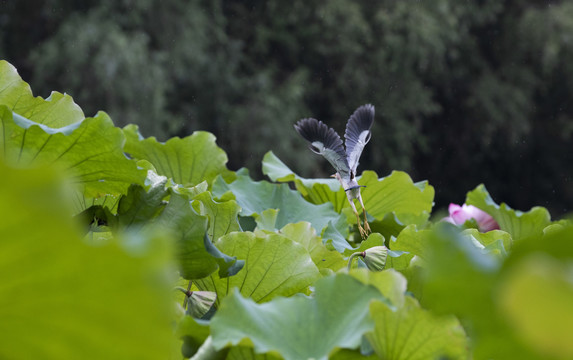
[330,174,337,178]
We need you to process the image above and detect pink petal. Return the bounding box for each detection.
[448,203,462,214]
[451,208,473,224]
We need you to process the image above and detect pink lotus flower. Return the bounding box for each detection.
[443,203,500,232]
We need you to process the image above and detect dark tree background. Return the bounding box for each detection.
[2,0,572,217]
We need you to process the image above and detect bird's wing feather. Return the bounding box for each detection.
[344,104,374,174]
[294,118,350,179]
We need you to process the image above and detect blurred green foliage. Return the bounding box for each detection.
[2,0,573,215]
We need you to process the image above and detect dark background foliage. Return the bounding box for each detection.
[2,0,572,217]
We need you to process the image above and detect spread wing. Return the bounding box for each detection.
[344,104,374,174]
[294,118,350,179]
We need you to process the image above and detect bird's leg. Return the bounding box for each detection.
[358,194,371,235]
[349,199,368,239]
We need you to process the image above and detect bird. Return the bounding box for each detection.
[294,104,374,239]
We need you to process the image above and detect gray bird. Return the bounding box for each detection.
[294,104,374,238]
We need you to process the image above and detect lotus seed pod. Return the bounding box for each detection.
[362,246,388,271]
[187,291,217,319]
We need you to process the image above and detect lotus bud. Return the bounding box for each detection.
[361,246,388,271]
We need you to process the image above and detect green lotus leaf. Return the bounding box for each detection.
[384,249,413,271]
[76,175,167,232]
[389,224,431,260]
[329,350,379,360]
[261,151,349,212]
[279,222,347,273]
[176,316,211,358]
[461,228,513,257]
[0,162,172,359]
[194,231,320,305]
[0,60,84,127]
[349,268,408,308]
[262,150,341,194]
[116,182,168,228]
[262,151,434,225]
[72,194,121,216]
[499,254,573,359]
[72,163,167,216]
[366,297,468,360]
[79,181,243,279]
[192,191,241,242]
[157,192,243,280]
[422,225,538,359]
[212,170,347,236]
[322,220,355,252]
[368,213,407,244]
[226,346,282,360]
[0,107,146,198]
[466,184,551,241]
[253,208,280,231]
[360,171,434,226]
[210,274,389,360]
[123,124,231,187]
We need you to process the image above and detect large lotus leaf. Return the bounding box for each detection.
[79,181,243,279]
[360,171,434,226]
[226,347,282,360]
[263,151,369,214]
[177,323,281,360]
[466,184,551,241]
[384,249,413,271]
[498,254,573,359]
[252,208,280,231]
[369,213,407,244]
[366,297,468,360]
[262,150,341,194]
[210,274,389,360]
[262,151,347,210]
[0,107,146,198]
[277,222,347,273]
[0,60,84,127]
[321,224,386,255]
[330,350,379,360]
[78,175,169,231]
[123,124,231,187]
[349,268,408,308]
[422,225,541,360]
[462,228,513,257]
[391,224,511,262]
[73,165,167,216]
[173,180,209,198]
[116,182,168,228]
[422,225,500,315]
[157,192,243,279]
[192,191,241,242]
[389,225,432,260]
[176,316,211,358]
[262,152,434,225]
[194,231,320,305]
[212,170,347,236]
[0,162,172,359]
[72,194,121,216]
[322,220,356,252]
